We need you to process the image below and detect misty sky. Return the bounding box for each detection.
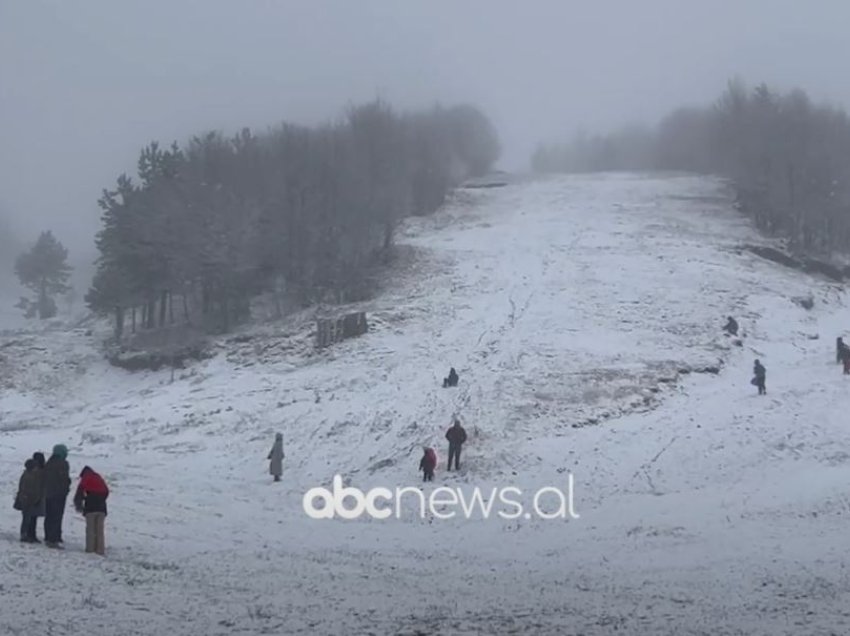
[2,0,850,265]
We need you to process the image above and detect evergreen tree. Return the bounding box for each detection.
[14,230,72,319]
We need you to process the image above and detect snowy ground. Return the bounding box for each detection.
[2,173,850,634]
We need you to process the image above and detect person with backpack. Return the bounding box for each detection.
[15,459,44,543]
[445,418,467,471]
[43,444,71,548]
[73,466,109,556]
[419,447,437,482]
[752,359,766,395]
[268,432,285,483]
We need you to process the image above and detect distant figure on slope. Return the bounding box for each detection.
[43,444,71,548]
[73,466,109,556]
[837,337,849,365]
[268,433,285,482]
[445,418,467,471]
[723,316,739,336]
[840,345,850,375]
[15,459,43,543]
[752,359,766,395]
[419,447,437,482]
[442,367,459,388]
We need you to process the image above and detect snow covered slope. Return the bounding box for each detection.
[2,173,850,635]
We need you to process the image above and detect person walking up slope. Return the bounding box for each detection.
[268,433,285,482]
[43,444,71,548]
[445,418,467,471]
[73,466,109,555]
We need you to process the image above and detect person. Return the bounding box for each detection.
[723,316,738,336]
[842,348,850,375]
[442,367,459,388]
[753,359,766,395]
[43,444,71,548]
[15,459,43,543]
[31,452,47,531]
[419,447,437,482]
[445,418,467,471]
[268,432,285,482]
[73,466,109,556]
[838,337,847,364]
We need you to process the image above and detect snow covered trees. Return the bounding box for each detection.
[86,100,500,337]
[532,79,850,257]
[14,230,72,319]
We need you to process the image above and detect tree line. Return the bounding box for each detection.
[532,79,850,254]
[77,101,499,337]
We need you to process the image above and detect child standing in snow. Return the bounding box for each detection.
[419,447,436,482]
[268,433,284,482]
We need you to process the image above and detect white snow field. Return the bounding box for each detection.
[3,173,850,635]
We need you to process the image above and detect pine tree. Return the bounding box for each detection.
[14,230,72,319]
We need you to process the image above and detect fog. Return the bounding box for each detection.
[3,0,850,268]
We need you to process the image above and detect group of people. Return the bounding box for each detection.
[418,417,468,481]
[724,316,767,395]
[420,367,468,480]
[263,366,470,484]
[13,444,110,555]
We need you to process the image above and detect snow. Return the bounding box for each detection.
[2,173,850,634]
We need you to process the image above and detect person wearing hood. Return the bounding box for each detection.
[268,433,285,482]
[73,466,109,555]
[15,459,44,543]
[43,444,71,548]
[419,447,437,482]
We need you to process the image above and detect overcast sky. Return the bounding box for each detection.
[2,0,850,264]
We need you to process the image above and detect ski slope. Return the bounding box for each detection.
[2,173,850,635]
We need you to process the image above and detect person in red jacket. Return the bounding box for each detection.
[419,447,437,482]
[73,466,109,555]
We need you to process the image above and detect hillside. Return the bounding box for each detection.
[2,173,850,635]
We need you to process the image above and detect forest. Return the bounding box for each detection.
[81,101,500,337]
[533,80,850,256]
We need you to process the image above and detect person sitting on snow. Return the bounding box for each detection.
[723,316,738,336]
[442,367,459,388]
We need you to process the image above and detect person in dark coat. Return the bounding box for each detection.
[43,444,71,548]
[723,316,739,336]
[73,466,109,556]
[838,337,847,364]
[442,367,459,388]
[419,447,437,482]
[268,433,284,482]
[445,418,467,471]
[16,459,44,543]
[753,359,766,395]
